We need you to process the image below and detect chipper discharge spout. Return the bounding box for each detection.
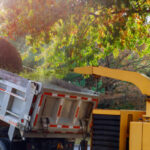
[74,66,150,96]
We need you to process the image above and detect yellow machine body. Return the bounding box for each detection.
[130,121,150,150]
[74,66,150,150]
[92,109,145,150]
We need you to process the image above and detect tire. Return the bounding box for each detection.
[0,138,11,150]
[0,141,7,150]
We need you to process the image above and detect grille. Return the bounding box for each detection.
[92,114,120,150]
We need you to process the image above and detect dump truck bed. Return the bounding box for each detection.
[0,69,99,140]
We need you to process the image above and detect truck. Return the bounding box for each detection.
[74,66,150,150]
[0,69,99,150]
[1,65,150,150]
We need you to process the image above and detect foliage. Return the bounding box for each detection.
[64,73,105,93]
[0,0,150,79]
[98,83,146,110]
[97,50,150,92]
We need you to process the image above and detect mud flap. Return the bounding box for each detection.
[8,125,15,141]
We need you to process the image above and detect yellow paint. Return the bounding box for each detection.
[130,122,142,150]
[143,122,150,150]
[93,109,120,115]
[119,110,145,150]
[145,97,150,117]
[129,122,150,150]
[74,66,150,96]
[120,111,129,150]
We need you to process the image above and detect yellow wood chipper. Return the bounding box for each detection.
[74,66,150,150]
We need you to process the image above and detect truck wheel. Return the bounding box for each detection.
[0,139,10,150]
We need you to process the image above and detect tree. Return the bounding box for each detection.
[0,0,149,79]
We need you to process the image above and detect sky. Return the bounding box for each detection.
[147,16,150,23]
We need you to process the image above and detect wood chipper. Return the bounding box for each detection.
[74,66,150,150]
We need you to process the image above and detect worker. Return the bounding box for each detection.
[57,143,64,150]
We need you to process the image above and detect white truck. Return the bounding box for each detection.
[0,69,99,150]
